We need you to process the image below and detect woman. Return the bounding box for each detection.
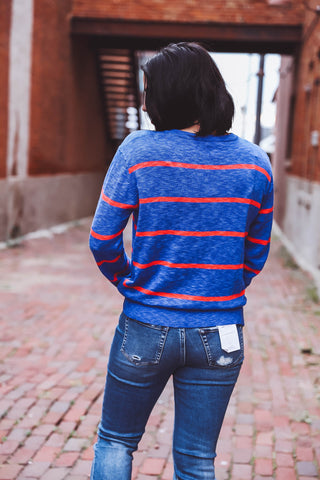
[89,42,273,480]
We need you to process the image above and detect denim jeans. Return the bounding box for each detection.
[90,312,244,480]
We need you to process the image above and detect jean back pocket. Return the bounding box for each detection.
[120,314,169,366]
[199,325,244,368]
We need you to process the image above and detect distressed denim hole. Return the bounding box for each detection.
[216,355,233,366]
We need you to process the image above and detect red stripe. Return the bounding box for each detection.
[260,207,273,214]
[129,161,271,181]
[244,264,261,274]
[101,192,137,209]
[123,280,245,302]
[139,196,261,208]
[90,227,124,241]
[112,261,130,283]
[97,255,122,266]
[136,230,248,238]
[247,236,270,245]
[133,260,244,270]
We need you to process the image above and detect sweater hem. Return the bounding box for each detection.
[123,298,244,328]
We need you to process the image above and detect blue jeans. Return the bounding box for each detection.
[90,312,244,480]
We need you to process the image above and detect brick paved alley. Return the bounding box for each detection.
[0,219,319,480]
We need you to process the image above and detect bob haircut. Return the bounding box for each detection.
[141,42,234,136]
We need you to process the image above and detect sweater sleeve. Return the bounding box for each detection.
[89,148,138,285]
[244,177,274,287]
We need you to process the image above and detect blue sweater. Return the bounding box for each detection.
[90,129,273,327]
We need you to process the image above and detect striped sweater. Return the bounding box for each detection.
[89,129,273,327]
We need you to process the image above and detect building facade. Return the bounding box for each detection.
[273,0,320,290]
[0,0,110,241]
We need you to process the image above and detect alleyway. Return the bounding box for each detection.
[0,219,319,480]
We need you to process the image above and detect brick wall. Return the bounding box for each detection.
[72,0,304,25]
[290,0,320,181]
[0,1,11,179]
[28,0,110,176]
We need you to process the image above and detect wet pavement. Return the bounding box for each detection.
[0,218,319,480]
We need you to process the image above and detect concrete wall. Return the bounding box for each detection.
[276,175,320,293]
[1,173,103,241]
[283,176,320,267]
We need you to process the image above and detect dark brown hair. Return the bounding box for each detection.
[141,42,234,136]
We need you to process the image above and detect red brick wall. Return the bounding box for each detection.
[28,0,110,176]
[0,1,11,179]
[290,0,320,181]
[72,0,304,25]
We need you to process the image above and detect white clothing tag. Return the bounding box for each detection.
[218,324,240,353]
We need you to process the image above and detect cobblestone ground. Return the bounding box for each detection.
[0,219,319,480]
